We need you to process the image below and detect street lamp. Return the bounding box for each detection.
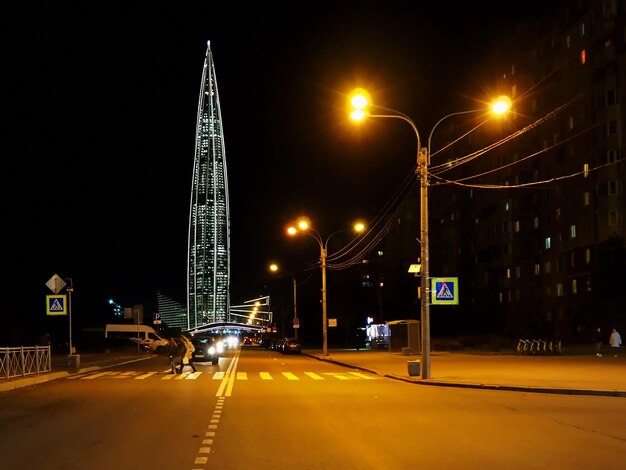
[287,217,365,356]
[350,90,510,379]
[269,263,299,340]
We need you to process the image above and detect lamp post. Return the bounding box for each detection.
[287,218,365,356]
[269,263,299,340]
[350,90,510,379]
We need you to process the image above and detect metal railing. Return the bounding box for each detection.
[0,346,52,379]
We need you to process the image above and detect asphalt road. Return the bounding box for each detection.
[1,347,624,469]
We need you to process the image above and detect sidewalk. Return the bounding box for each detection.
[2,348,625,397]
[0,352,153,392]
[303,348,626,397]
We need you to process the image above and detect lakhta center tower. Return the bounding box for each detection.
[187,41,231,328]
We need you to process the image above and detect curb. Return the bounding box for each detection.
[304,353,626,398]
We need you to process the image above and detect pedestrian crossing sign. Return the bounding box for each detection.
[431,278,459,305]
[46,295,67,316]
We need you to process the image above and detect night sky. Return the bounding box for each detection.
[6,2,560,332]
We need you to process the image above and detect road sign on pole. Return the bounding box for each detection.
[46,274,66,294]
[431,277,459,305]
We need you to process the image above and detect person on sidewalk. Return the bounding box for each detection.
[609,328,622,357]
[594,327,603,357]
[180,335,197,373]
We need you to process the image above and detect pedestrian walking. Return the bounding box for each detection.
[180,335,197,373]
[594,327,603,357]
[609,328,622,357]
[168,337,183,374]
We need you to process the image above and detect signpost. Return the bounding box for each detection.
[46,274,78,366]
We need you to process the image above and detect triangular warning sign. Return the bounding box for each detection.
[437,282,454,299]
[50,299,64,311]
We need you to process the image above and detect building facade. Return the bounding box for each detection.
[187,41,231,329]
[427,0,625,341]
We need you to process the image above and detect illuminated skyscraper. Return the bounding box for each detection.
[187,41,230,328]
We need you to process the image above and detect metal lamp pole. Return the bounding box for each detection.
[320,245,328,356]
[366,112,430,377]
[288,222,364,357]
[350,90,511,379]
[292,274,298,340]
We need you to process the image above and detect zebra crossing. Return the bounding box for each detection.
[66,369,379,382]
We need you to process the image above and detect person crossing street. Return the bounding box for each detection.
[180,335,197,373]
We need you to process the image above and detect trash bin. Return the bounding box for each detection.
[407,359,421,377]
[67,354,80,368]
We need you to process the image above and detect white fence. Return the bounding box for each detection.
[0,346,52,379]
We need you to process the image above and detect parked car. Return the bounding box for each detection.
[278,337,301,354]
[191,337,221,365]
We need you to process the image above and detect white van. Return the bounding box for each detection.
[104,324,169,353]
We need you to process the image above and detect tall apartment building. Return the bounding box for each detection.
[428,0,625,340]
[187,41,231,329]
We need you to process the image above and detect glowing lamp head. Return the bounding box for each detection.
[491,96,512,115]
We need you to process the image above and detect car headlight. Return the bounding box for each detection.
[208,346,216,355]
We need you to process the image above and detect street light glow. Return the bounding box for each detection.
[492,96,512,115]
[349,88,370,122]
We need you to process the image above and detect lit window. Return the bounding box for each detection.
[572,279,578,294]
[570,225,577,238]
[566,35,571,47]
[545,237,551,249]
[534,217,540,229]
[580,22,585,36]
[534,264,540,275]
[585,248,591,264]
[545,261,551,273]
[584,192,590,206]
[557,283,564,296]
[506,268,511,279]
[584,163,589,177]
[514,221,520,232]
